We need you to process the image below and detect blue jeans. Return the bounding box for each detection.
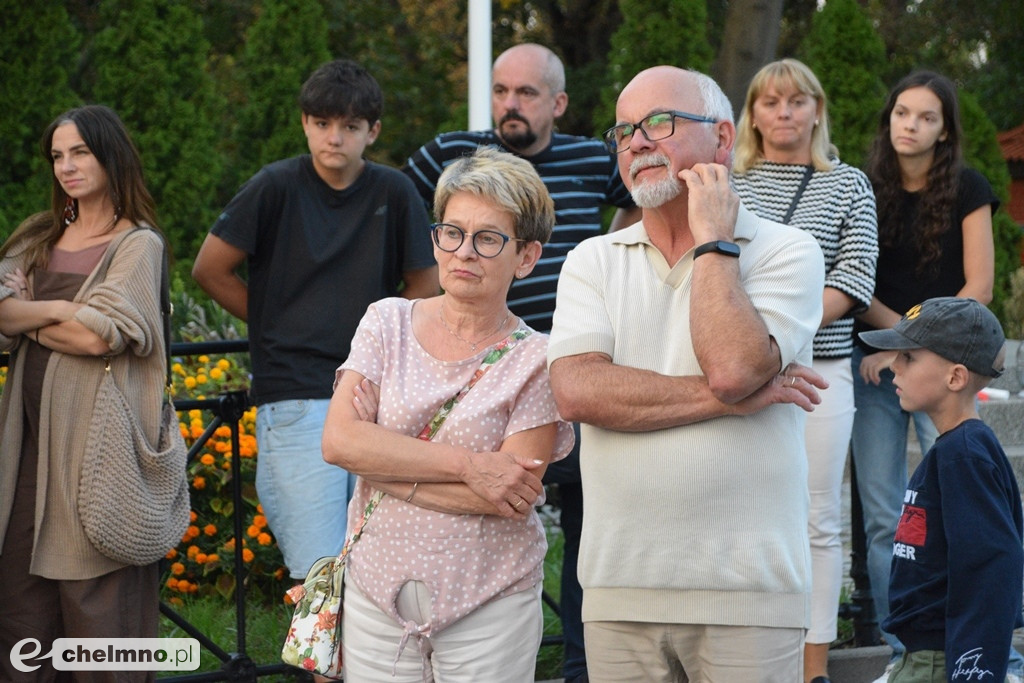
[255,398,355,578]
[850,349,1024,676]
[543,423,586,680]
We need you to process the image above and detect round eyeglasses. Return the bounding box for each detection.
[603,110,717,153]
[431,223,528,258]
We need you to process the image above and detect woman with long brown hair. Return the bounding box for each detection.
[849,72,1017,682]
[0,105,167,682]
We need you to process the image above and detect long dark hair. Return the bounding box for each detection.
[865,71,962,275]
[0,105,159,268]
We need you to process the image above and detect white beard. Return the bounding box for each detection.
[629,153,681,208]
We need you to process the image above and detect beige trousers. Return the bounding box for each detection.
[584,621,804,683]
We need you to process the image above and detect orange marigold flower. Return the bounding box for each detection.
[175,580,190,593]
[183,377,197,390]
[239,446,254,457]
[217,359,231,370]
[166,578,179,590]
[215,426,231,438]
[242,548,255,562]
[189,582,198,593]
[179,424,189,439]
[192,476,206,490]
[195,553,208,564]
[253,515,267,528]
[187,545,200,558]
[187,525,200,539]
[224,538,236,550]
[246,525,260,538]
[257,532,272,546]
[190,425,204,440]
[169,596,184,606]
[170,562,185,576]
[189,510,198,522]
[195,374,208,384]
[257,504,264,514]
[206,553,219,563]
[275,567,286,580]
[188,409,202,419]
[214,442,230,453]
[200,454,215,466]
[209,368,223,381]
[165,548,178,560]
[198,355,210,363]
[203,524,217,536]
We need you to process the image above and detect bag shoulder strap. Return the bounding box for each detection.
[341,326,533,559]
[781,165,815,225]
[91,227,172,388]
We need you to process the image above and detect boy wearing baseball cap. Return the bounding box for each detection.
[859,296,1024,683]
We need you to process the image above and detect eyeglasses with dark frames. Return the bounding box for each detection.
[603,110,718,153]
[431,223,529,258]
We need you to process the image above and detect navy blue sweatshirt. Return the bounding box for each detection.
[884,419,1024,682]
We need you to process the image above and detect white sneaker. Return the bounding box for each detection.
[870,662,896,683]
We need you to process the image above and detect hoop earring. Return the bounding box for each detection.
[63,197,78,226]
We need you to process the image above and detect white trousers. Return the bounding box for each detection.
[342,577,543,682]
[804,358,855,643]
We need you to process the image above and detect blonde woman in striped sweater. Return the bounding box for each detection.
[731,58,879,683]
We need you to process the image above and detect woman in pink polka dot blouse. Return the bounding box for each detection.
[323,146,575,682]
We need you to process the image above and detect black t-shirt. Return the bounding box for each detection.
[855,167,998,352]
[211,156,435,404]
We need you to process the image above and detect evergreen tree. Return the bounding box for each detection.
[595,0,714,134]
[797,0,887,168]
[228,0,332,195]
[959,90,1020,329]
[85,0,225,264]
[326,0,464,168]
[0,0,81,239]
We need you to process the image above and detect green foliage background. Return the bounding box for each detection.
[0,0,1020,327]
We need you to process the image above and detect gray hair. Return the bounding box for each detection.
[434,146,555,245]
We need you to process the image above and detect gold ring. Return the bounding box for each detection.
[513,498,524,509]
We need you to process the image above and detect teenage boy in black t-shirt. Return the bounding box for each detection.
[193,60,438,581]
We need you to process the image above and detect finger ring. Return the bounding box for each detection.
[790,376,797,386]
[513,498,524,509]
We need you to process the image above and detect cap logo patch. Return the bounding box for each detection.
[904,304,922,320]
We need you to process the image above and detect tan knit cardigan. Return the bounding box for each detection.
[0,228,167,579]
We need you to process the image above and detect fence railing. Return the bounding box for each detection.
[0,340,881,681]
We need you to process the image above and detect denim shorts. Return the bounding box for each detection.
[255,398,354,578]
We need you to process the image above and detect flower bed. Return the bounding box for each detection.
[163,355,288,605]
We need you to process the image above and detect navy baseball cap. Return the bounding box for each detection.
[858,297,1005,377]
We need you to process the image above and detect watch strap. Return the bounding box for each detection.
[693,240,740,259]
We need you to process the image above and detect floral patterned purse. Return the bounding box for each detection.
[280,328,531,678]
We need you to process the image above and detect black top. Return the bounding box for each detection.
[211,156,435,404]
[855,167,998,352]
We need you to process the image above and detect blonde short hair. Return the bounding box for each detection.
[434,146,555,245]
[734,59,838,173]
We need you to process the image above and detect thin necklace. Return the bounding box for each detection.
[439,301,511,351]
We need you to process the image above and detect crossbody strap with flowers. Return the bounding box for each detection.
[340,326,533,560]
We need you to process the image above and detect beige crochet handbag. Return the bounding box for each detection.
[78,229,189,565]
